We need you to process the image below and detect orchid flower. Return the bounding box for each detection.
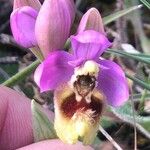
[10,0,128,145]
[10,0,75,58]
[34,8,129,144]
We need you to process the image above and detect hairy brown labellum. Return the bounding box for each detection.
[54,83,105,144]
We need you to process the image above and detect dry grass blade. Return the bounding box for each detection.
[99,125,123,150]
[130,87,137,150]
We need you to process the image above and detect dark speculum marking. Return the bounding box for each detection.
[61,93,103,119]
[74,74,96,97]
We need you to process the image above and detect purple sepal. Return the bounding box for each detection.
[34,51,74,92]
[97,60,129,106]
[10,6,38,48]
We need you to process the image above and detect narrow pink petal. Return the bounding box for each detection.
[0,86,33,150]
[77,8,105,34]
[97,60,129,106]
[70,30,111,60]
[10,6,38,48]
[13,0,41,11]
[34,51,74,92]
[35,0,75,58]
[18,140,94,150]
[0,86,54,150]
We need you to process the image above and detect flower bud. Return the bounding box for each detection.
[35,0,75,58]
[77,8,105,34]
[10,6,38,48]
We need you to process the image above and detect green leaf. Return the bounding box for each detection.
[31,100,57,142]
[131,93,150,100]
[103,5,142,25]
[110,102,150,139]
[126,73,150,91]
[140,0,150,9]
[106,49,150,65]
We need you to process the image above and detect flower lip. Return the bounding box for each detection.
[61,92,103,120]
[54,83,105,145]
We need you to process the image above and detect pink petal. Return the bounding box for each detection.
[10,6,38,48]
[34,51,74,92]
[35,0,75,58]
[0,86,54,150]
[0,86,33,150]
[97,60,129,106]
[13,0,41,11]
[77,8,105,34]
[66,0,75,24]
[18,139,94,150]
[70,30,111,60]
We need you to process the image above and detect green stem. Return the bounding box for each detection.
[30,47,44,62]
[2,60,40,87]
